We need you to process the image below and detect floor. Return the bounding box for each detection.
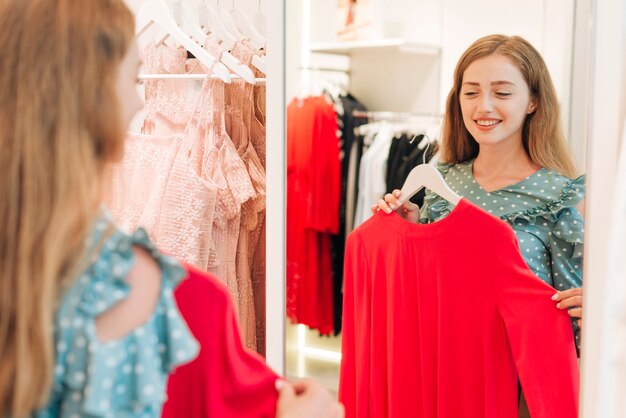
[285,322,533,416]
[285,322,341,395]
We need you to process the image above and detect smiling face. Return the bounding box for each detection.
[459,53,537,149]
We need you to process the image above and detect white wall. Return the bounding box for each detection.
[300,0,576,133]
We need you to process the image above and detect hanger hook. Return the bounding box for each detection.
[423,136,431,165]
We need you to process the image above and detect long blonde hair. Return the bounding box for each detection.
[0,0,134,415]
[440,34,578,178]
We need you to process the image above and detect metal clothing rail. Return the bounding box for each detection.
[352,110,442,119]
[299,66,350,73]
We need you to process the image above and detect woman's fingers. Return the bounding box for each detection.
[556,295,583,309]
[567,308,582,319]
[551,287,582,301]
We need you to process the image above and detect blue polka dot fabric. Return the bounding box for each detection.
[420,159,585,352]
[36,212,199,418]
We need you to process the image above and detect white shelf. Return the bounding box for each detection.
[309,38,441,56]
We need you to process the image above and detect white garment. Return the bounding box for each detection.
[353,125,394,228]
[598,117,626,416]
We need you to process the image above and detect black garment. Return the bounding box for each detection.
[386,135,438,208]
[330,93,367,335]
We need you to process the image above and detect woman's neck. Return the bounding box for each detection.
[472,142,541,190]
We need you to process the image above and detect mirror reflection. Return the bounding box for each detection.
[285,1,587,417]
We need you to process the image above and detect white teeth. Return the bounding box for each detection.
[476,120,500,126]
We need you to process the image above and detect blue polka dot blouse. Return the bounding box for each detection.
[35,212,199,418]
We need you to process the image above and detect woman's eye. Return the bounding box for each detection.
[463,91,478,97]
[495,92,512,97]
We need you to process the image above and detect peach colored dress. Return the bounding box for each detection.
[102,42,217,270]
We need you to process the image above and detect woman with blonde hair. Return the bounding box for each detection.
[376,34,584,346]
[0,0,342,417]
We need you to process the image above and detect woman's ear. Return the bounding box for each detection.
[527,96,538,114]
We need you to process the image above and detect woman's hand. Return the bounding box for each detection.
[276,379,344,418]
[552,287,583,326]
[370,189,420,223]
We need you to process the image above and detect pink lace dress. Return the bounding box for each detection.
[102,42,218,271]
[222,40,268,353]
[245,41,268,354]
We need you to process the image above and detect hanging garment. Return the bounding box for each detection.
[330,93,368,334]
[339,199,579,418]
[247,51,268,353]
[197,75,257,351]
[385,133,439,207]
[101,131,218,271]
[221,40,269,352]
[420,160,585,353]
[142,41,205,136]
[353,126,395,228]
[286,95,341,335]
[162,264,278,418]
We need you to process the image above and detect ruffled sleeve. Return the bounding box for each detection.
[502,175,585,354]
[40,224,199,417]
[498,175,585,283]
[420,162,454,223]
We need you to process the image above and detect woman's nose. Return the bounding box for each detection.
[476,94,494,113]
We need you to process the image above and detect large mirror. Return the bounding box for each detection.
[284,0,593,415]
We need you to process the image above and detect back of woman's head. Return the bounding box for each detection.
[0,0,134,415]
[441,34,578,178]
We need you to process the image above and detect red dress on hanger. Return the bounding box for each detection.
[339,199,578,418]
[286,96,341,335]
[162,265,278,418]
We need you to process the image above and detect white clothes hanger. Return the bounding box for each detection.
[250,54,266,74]
[179,2,256,84]
[202,1,238,51]
[398,157,461,207]
[229,0,265,49]
[135,0,231,83]
[253,0,266,36]
[177,1,207,44]
[217,0,246,42]
[201,0,266,75]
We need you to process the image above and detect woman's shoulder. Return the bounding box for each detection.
[62,212,188,319]
[44,213,198,417]
[499,169,586,226]
[435,159,472,176]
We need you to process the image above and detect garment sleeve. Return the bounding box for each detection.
[547,178,585,353]
[339,231,372,418]
[496,223,579,418]
[163,265,279,418]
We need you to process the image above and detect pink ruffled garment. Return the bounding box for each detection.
[243,40,268,354]
[102,42,217,271]
[187,38,258,351]
[221,40,268,353]
[231,40,268,355]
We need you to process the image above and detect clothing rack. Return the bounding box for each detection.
[352,110,442,120]
[138,73,267,84]
[300,66,350,74]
